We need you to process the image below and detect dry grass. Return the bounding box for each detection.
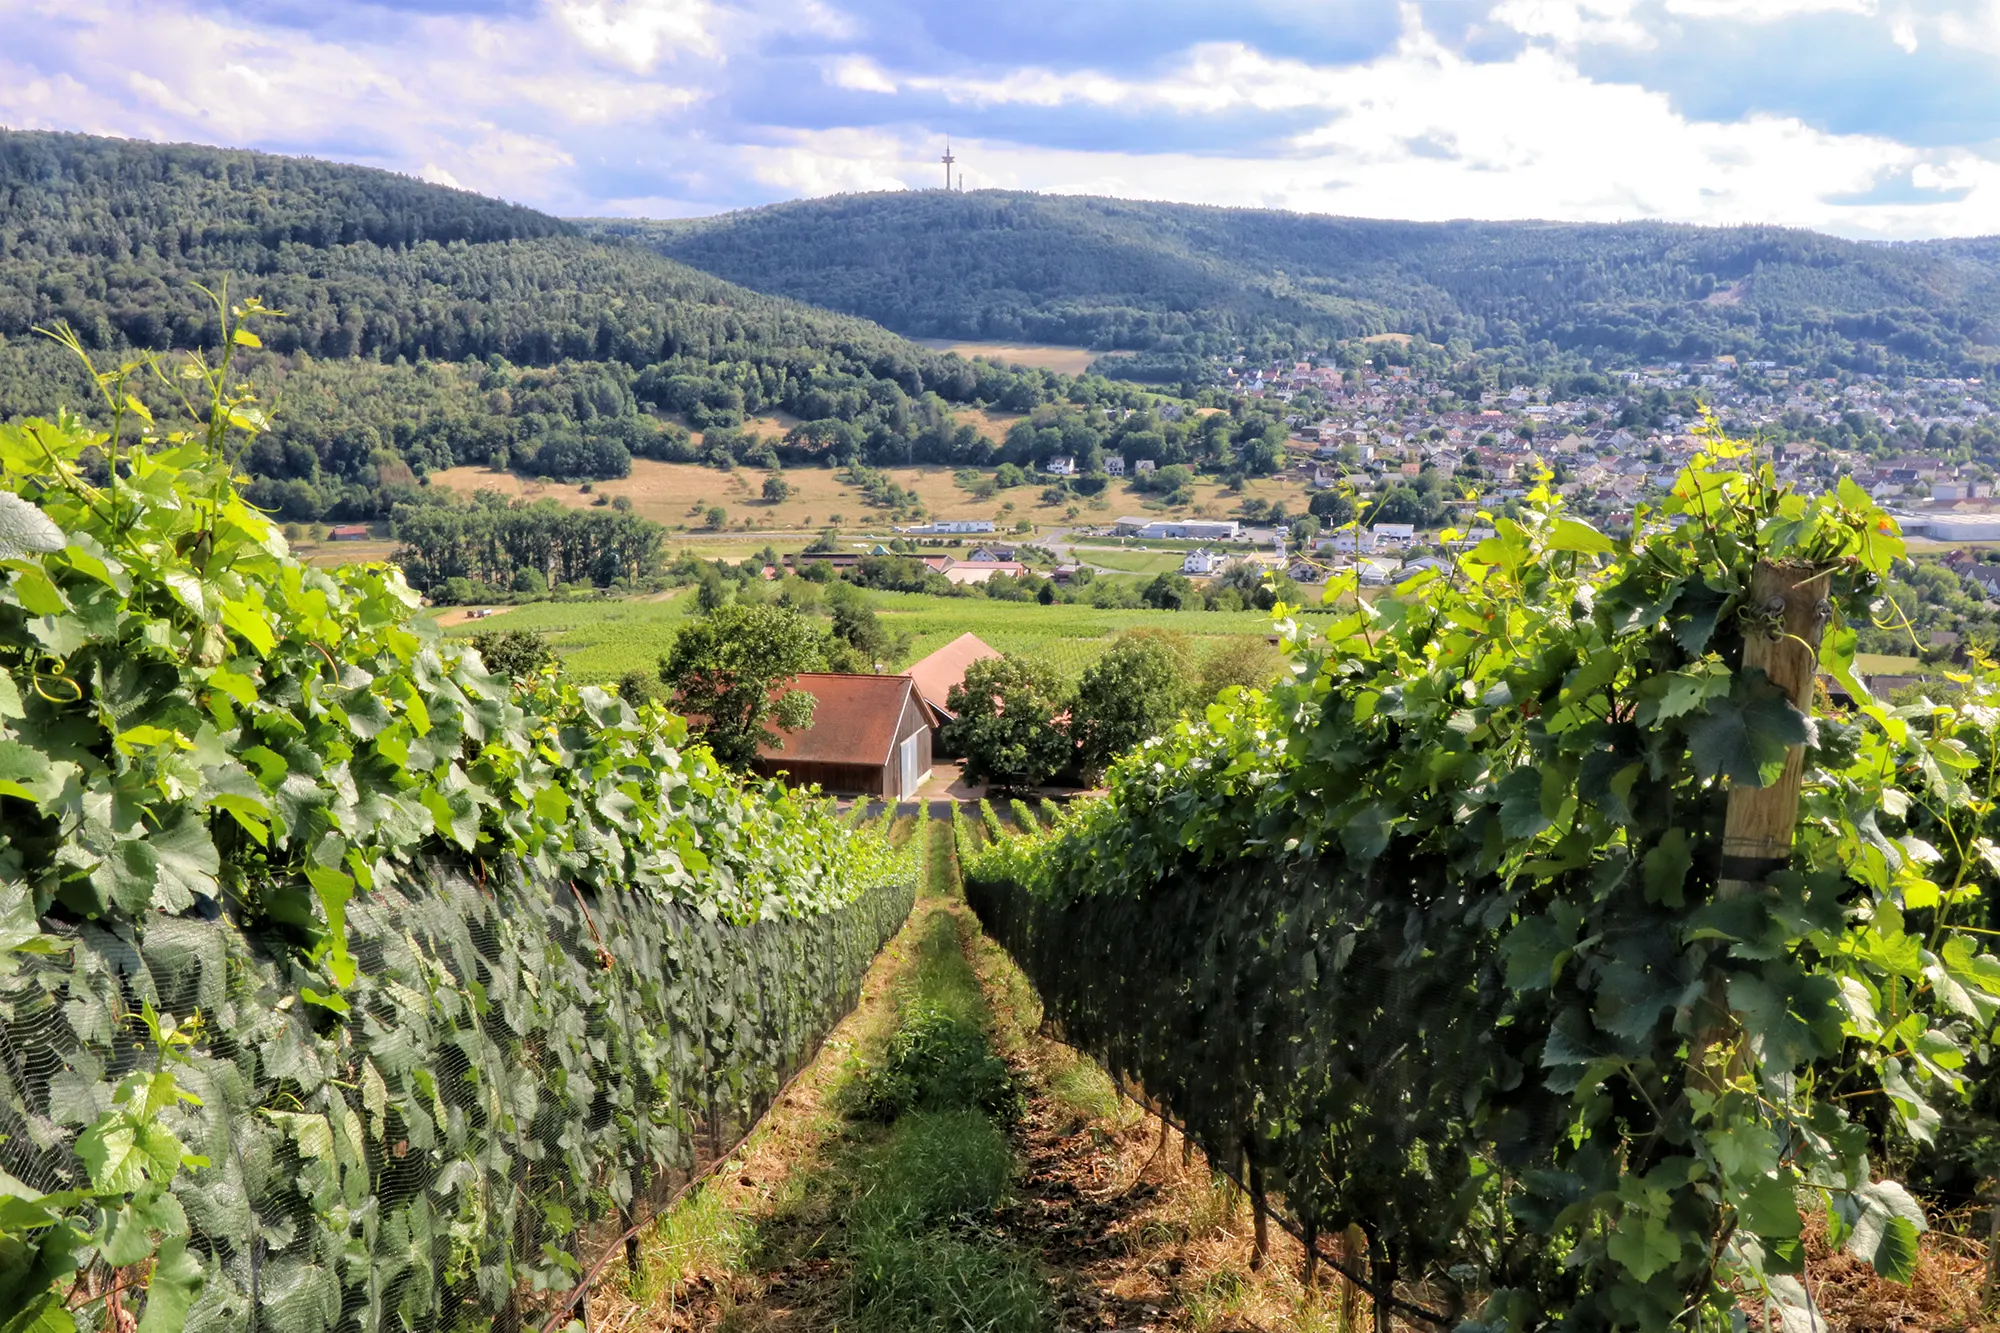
[429,455,1032,532]
[297,537,400,567]
[1747,1207,1995,1332]
[912,340,1101,376]
[962,909,1370,1333]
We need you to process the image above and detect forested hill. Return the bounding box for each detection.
[0,131,1079,526]
[588,191,2000,375]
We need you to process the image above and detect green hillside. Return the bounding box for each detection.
[0,132,1085,524]
[587,190,2000,375]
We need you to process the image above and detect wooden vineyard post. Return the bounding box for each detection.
[1698,560,1831,1091]
[1719,560,1831,898]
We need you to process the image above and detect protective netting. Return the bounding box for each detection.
[963,852,1529,1315]
[0,861,915,1333]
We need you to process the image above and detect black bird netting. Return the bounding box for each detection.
[0,860,914,1333]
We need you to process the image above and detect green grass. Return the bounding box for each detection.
[1855,652,1923,674]
[436,591,698,681]
[840,910,1048,1333]
[873,592,1277,681]
[436,584,1280,685]
[1069,547,1193,575]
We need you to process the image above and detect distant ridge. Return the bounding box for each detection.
[584,191,2000,375]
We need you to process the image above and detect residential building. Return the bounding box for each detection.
[1045,456,1077,476]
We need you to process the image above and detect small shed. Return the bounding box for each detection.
[751,673,933,799]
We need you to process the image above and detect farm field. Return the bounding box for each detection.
[871,592,1279,680]
[911,339,1101,375]
[432,585,1281,684]
[425,457,1328,536]
[1068,546,1199,574]
[436,591,698,679]
[429,459,1014,532]
[298,537,398,567]
[1854,652,1924,674]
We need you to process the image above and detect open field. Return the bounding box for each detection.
[431,584,1281,683]
[1855,652,1923,674]
[871,592,1279,680]
[426,454,1328,536]
[429,459,1024,532]
[299,537,399,567]
[911,339,1100,375]
[435,591,698,679]
[1067,546,1195,574]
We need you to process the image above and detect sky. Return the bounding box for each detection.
[3,0,2000,238]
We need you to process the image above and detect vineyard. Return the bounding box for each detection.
[436,589,1279,685]
[0,311,918,1332]
[963,437,2000,1329]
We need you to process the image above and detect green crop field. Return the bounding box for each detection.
[871,593,1279,680]
[436,586,1283,684]
[1070,547,1196,575]
[437,593,699,680]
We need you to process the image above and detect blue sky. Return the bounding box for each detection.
[3,0,1997,237]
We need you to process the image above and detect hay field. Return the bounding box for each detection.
[912,340,1100,376]
[299,538,401,568]
[427,460,1029,532]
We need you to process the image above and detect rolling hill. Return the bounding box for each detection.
[0,131,1077,524]
[586,191,2000,375]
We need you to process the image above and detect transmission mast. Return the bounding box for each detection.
[941,140,956,191]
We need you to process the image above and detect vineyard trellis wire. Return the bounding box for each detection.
[964,428,2000,1330]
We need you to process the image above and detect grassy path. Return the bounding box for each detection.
[592,836,1356,1333]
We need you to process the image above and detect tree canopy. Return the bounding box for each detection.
[660,604,828,767]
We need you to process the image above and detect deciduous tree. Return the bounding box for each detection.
[662,604,828,767]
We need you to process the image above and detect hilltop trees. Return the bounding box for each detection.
[0,130,1108,523]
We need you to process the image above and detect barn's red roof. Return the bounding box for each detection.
[757,673,916,766]
[903,633,1000,719]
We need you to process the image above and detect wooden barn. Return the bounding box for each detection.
[751,673,933,799]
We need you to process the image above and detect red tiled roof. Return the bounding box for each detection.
[903,633,1000,718]
[757,673,915,766]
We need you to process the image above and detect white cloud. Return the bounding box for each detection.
[825,56,898,93]
[2,0,1996,239]
[1490,0,1651,47]
[1664,0,1876,18]
[784,11,2000,239]
[553,0,721,70]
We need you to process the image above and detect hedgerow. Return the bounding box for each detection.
[0,302,914,1331]
[965,429,2000,1328]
